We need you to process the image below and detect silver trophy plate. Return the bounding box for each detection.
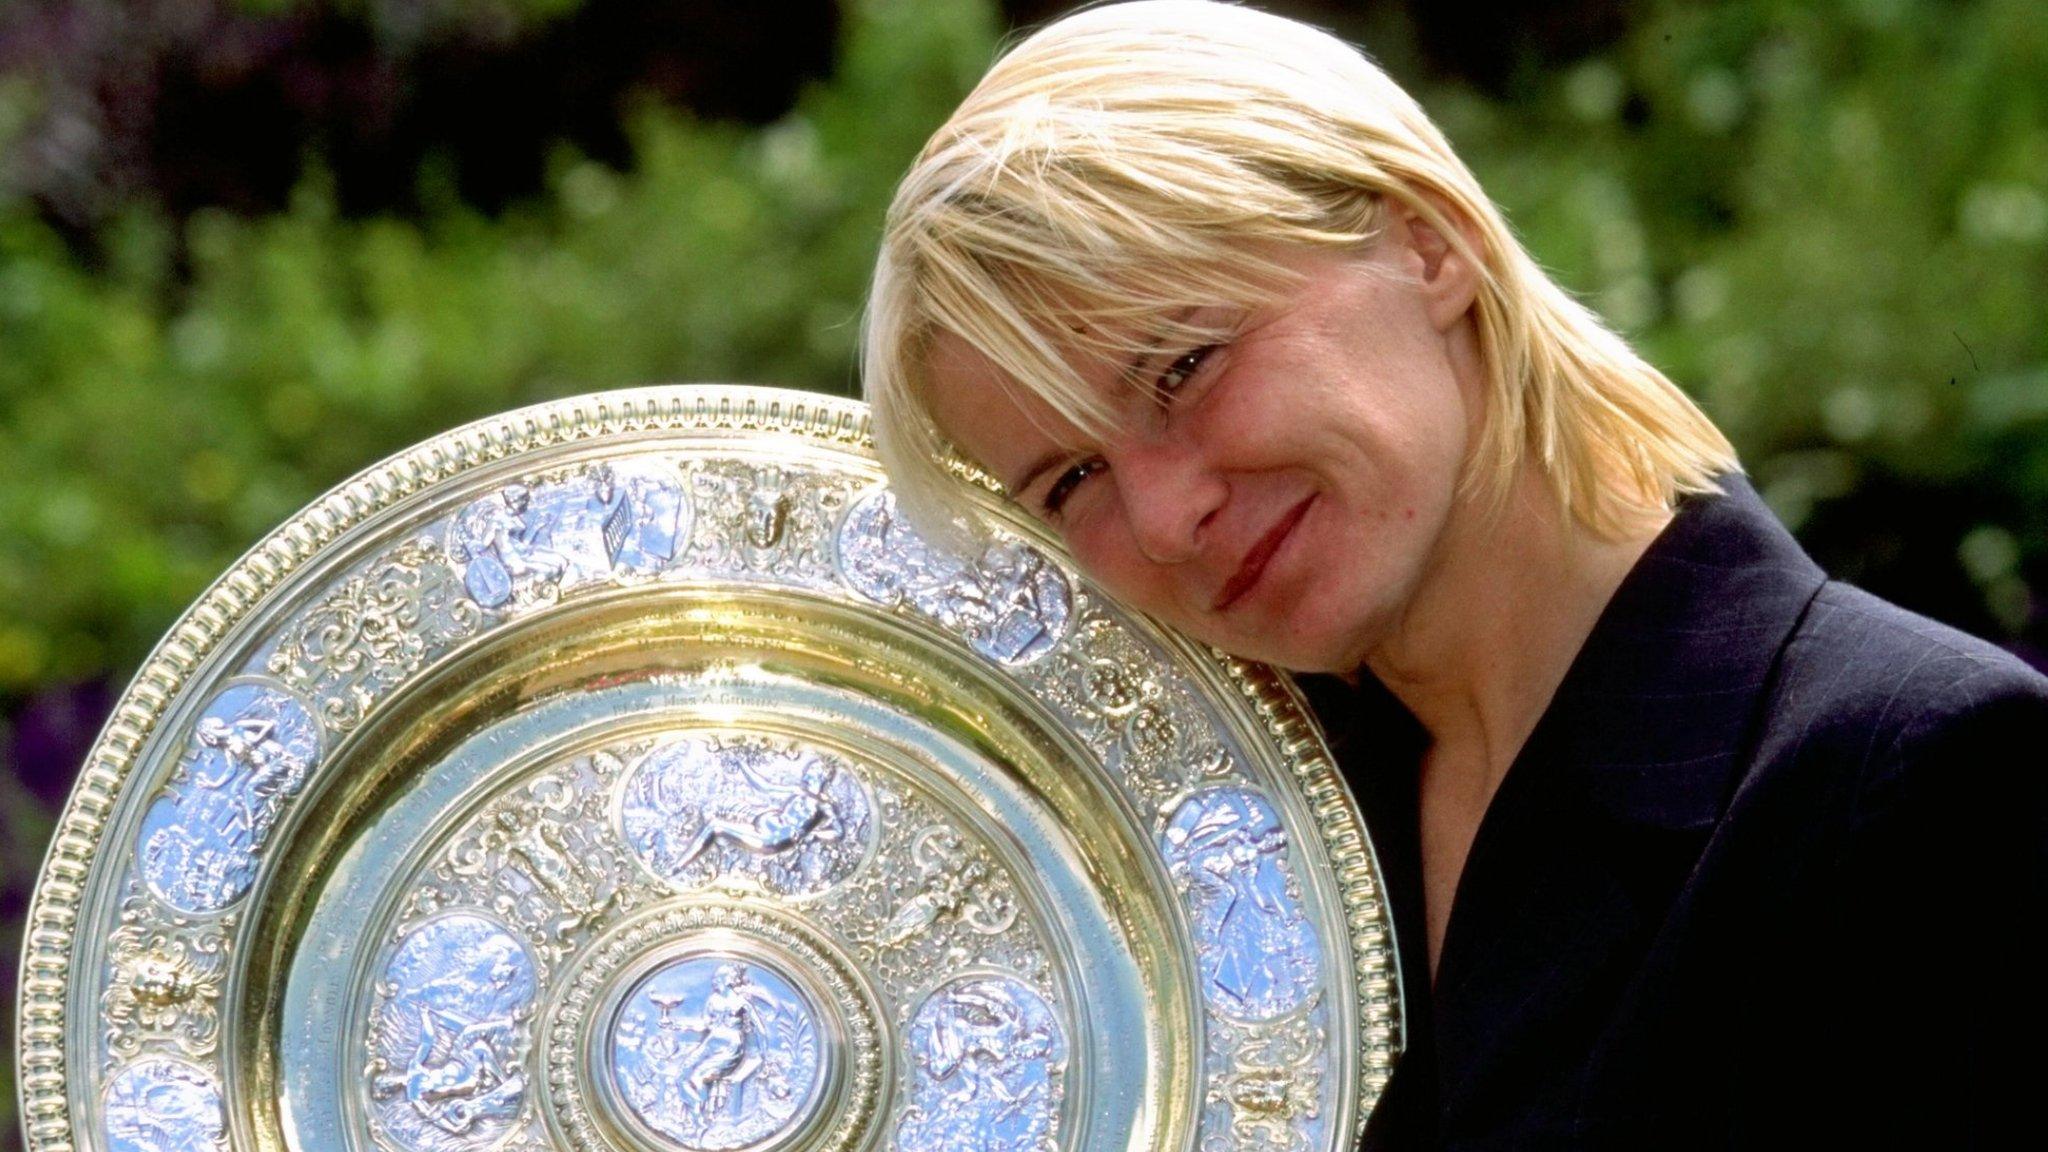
[17,385,1400,1152]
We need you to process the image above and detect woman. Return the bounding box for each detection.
[861,2,2047,1148]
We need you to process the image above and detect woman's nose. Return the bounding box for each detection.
[1113,438,1224,565]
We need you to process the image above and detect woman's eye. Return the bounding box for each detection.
[1041,458,1105,517]
[1155,344,1219,398]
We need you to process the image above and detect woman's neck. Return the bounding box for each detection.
[1365,463,1672,796]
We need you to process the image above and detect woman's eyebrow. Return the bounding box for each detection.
[1002,308,1206,497]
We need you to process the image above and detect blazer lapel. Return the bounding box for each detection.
[1424,473,1828,1132]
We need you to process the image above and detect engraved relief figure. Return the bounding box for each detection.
[836,489,1071,666]
[613,463,689,571]
[563,463,634,579]
[451,464,689,608]
[620,737,872,897]
[553,462,690,577]
[882,827,1019,946]
[450,484,569,608]
[898,975,1065,1152]
[609,958,821,1151]
[367,913,537,1152]
[490,802,619,942]
[669,755,837,869]
[972,540,1067,664]
[136,683,322,914]
[1161,788,1321,1022]
[102,1057,226,1152]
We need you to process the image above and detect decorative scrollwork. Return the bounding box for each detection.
[881,826,1019,945]
[267,537,483,731]
[682,461,847,581]
[419,752,638,967]
[1203,1002,1328,1152]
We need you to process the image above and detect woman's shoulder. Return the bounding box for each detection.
[1757,577,2048,795]
[1785,579,2048,707]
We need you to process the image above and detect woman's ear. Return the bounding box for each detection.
[1390,194,1483,334]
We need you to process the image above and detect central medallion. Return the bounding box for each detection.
[606,954,823,1150]
[549,904,884,1152]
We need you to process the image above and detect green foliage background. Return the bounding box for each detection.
[0,0,2044,1137]
[3,0,2045,696]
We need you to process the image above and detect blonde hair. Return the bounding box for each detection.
[862,0,1739,547]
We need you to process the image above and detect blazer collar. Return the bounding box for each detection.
[1535,469,1827,830]
[1312,470,1831,1143]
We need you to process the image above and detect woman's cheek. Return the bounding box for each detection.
[1066,516,1137,597]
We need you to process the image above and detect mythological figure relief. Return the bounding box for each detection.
[881,827,1019,946]
[448,460,689,610]
[1161,788,1322,1023]
[136,683,323,914]
[438,770,629,952]
[608,957,823,1150]
[897,975,1065,1152]
[266,537,483,732]
[837,489,1071,666]
[367,913,538,1152]
[102,1057,228,1152]
[620,736,873,897]
[681,461,848,579]
[101,884,231,1064]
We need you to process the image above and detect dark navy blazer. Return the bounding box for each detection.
[1297,471,2048,1149]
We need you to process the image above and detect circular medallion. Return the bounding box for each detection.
[367,913,539,1152]
[899,973,1066,1152]
[19,386,1399,1152]
[606,955,821,1149]
[101,1057,225,1152]
[551,904,883,1152]
[618,736,874,898]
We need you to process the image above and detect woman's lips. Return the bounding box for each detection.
[1213,495,1315,612]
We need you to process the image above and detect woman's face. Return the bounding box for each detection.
[924,208,1486,674]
